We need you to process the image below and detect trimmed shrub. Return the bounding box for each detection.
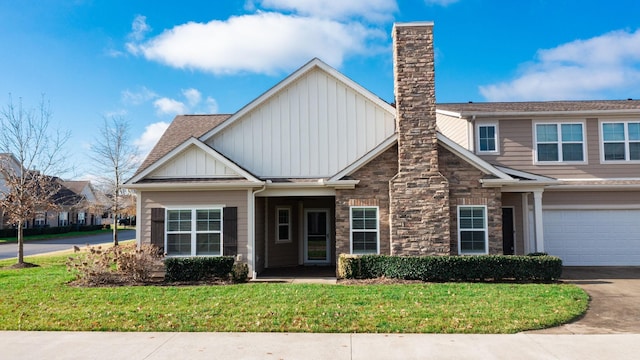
[231,262,249,283]
[337,254,563,282]
[164,256,235,282]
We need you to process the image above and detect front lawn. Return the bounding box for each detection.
[0,255,588,333]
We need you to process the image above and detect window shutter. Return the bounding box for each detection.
[223,207,238,256]
[150,208,165,251]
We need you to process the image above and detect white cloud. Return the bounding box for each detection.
[480,29,640,101]
[256,0,398,22]
[134,121,170,156]
[205,97,219,113]
[122,87,158,105]
[126,12,385,75]
[129,15,151,42]
[153,97,188,115]
[182,88,202,106]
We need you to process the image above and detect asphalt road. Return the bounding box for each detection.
[0,230,136,260]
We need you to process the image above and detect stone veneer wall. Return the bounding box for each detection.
[438,145,503,254]
[335,145,398,256]
[389,23,451,256]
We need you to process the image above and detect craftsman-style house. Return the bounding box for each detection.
[126,22,640,277]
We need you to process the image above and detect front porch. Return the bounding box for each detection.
[254,196,337,276]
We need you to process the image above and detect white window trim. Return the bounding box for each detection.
[533,121,587,165]
[599,120,640,164]
[476,123,499,154]
[165,206,224,257]
[59,211,69,226]
[275,206,292,244]
[457,205,488,255]
[349,206,380,255]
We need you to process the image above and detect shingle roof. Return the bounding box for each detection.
[437,99,640,115]
[134,114,231,176]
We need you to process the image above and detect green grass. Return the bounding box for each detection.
[0,255,588,333]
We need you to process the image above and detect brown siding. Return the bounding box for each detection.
[439,145,503,255]
[543,190,640,206]
[480,117,640,179]
[335,145,397,256]
[138,190,248,260]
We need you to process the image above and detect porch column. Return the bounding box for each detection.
[533,190,544,253]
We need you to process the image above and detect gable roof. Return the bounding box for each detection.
[128,137,261,185]
[437,99,640,118]
[134,114,231,177]
[199,58,396,141]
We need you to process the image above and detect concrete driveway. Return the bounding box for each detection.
[531,267,640,334]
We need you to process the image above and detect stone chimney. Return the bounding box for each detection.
[389,22,451,255]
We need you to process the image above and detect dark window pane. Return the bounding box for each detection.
[278,225,289,240]
[604,143,626,160]
[460,231,486,252]
[538,144,558,161]
[196,233,221,256]
[562,143,583,161]
[167,234,191,255]
[630,143,640,160]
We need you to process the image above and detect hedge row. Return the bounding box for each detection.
[0,225,104,238]
[164,256,235,282]
[338,254,563,282]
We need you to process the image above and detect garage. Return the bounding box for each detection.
[543,209,640,266]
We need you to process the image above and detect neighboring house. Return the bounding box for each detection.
[437,100,640,266]
[0,153,104,229]
[126,22,639,277]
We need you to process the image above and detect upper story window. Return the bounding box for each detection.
[535,123,585,163]
[477,124,498,153]
[601,121,640,162]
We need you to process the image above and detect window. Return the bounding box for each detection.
[458,206,488,255]
[166,208,222,256]
[535,123,584,162]
[350,207,379,255]
[477,124,498,153]
[602,121,640,161]
[35,211,46,227]
[276,207,291,243]
[78,212,85,225]
[59,212,69,226]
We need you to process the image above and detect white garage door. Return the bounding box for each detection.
[544,209,640,266]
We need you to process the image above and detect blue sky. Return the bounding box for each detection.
[2,0,640,179]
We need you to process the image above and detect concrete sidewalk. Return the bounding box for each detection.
[2,331,639,359]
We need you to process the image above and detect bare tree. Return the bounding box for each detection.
[89,116,140,246]
[0,95,70,266]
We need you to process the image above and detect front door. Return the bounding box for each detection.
[502,207,515,255]
[304,209,330,264]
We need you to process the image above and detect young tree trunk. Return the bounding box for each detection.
[112,216,119,246]
[17,219,24,264]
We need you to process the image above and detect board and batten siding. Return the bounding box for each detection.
[479,117,640,179]
[208,68,396,178]
[138,190,248,259]
[149,145,241,179]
